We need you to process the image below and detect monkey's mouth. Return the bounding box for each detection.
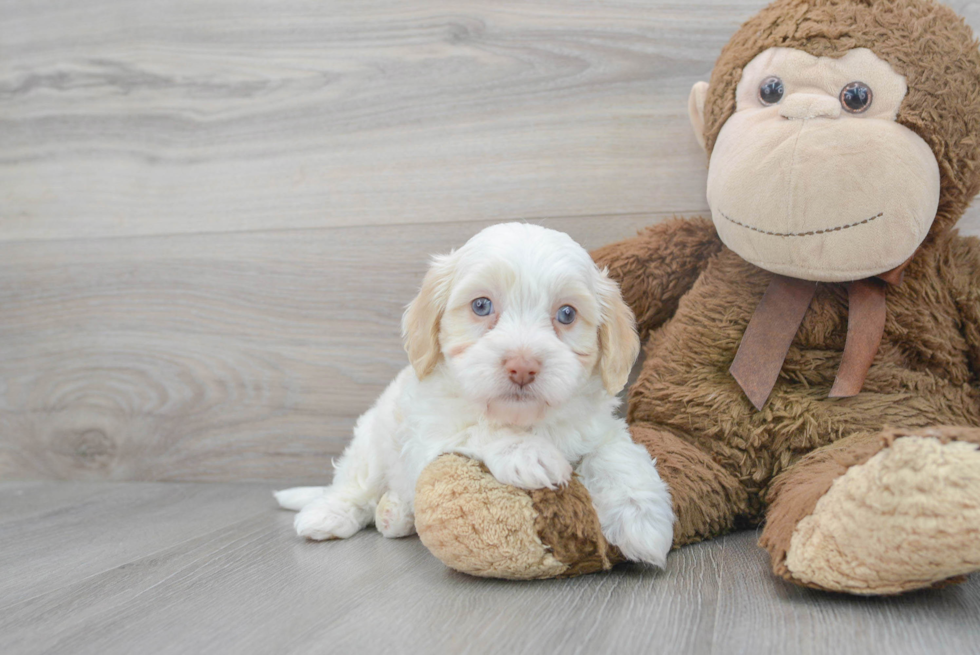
[718,209,884,237]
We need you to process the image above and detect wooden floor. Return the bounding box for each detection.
[2,481,978,655]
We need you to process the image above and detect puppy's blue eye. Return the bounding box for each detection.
[471,297,493,317]
[556,305,576,325]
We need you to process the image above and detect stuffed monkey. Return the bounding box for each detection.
[414,0,980,594]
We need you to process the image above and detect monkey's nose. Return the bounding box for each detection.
[779,93,841,120]
[504,355,540,387]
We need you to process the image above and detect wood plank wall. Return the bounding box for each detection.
[2,0,979,483]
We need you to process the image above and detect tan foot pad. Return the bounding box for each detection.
[786,435,980,594]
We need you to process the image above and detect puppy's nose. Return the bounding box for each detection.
[504,355,539,387]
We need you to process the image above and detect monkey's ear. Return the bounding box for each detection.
[402,253,455,379]
[688,81,709,152]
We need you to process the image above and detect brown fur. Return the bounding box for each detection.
[530,482,624,577]
[631,424,751,546]
[594,225,980,528]
[614,231,980,504]
[592,217,722,341]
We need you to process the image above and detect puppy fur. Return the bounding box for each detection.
[275,223,675,567]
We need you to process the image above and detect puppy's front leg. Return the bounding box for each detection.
[374,430,466,539]
[374,456,426,539]
[478,431,573,490]
[578,429,675,567]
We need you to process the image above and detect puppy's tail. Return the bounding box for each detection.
[273,486,329,511]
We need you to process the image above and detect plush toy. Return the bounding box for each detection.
[413,0,980,594]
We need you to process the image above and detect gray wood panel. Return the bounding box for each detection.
[0,0,734,241]
[2,0,979,483]
[1,481,977,655]
[0,215,661,483]
[3,0,978,241]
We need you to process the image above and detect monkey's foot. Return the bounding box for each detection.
[784,433,980,594]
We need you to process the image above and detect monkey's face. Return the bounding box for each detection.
[691,48,941,282]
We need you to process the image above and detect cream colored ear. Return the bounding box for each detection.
[402,253,455,379]
[596,273,641,396]
[688,81,709,152]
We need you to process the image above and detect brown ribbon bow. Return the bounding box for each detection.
[730,263,907,411]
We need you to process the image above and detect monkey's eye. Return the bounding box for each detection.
[555,305,576,325]
[758,76,784,106]
[471,297,493,317]
[840,82,873,113]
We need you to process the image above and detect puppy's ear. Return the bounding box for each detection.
[402,253,456,379]
[596,271,640,396]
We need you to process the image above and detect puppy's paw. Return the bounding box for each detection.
[602,498,675,568]
[274,486,327,511]
[485,442,573,490]
[375,492,416,538]
[294,497,366,540]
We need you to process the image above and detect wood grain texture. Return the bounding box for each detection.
[0,0,739,241]
[3,0,976,241]
[1,481,978,655]
[1,0,979,483]
[0,215,661,482]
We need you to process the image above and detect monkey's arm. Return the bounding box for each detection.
[947,234,980,382]
[591,216,723,340]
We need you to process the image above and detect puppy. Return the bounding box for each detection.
[275,223,675,566]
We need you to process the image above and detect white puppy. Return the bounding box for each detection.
[275,223,675,566]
